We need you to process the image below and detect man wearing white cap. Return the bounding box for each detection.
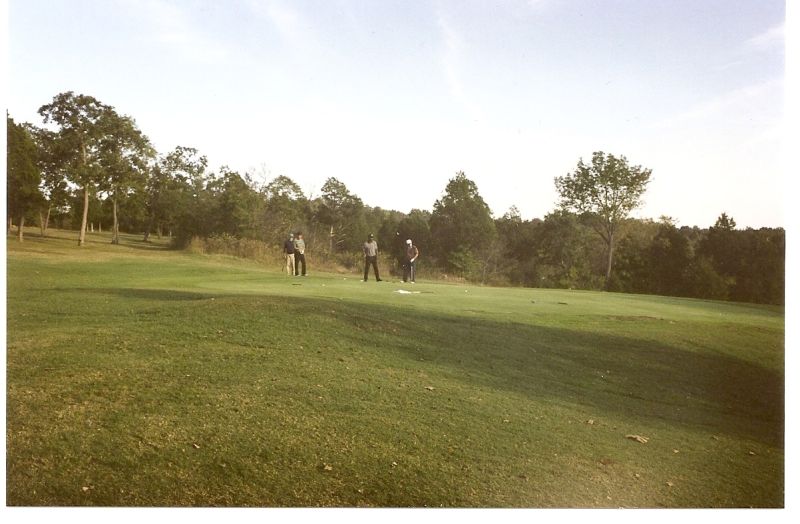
[403,238,419,283]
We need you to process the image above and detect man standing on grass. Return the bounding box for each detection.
[293,231,307,276]
[403,238,419,283]
[362,233,382,282]
[283,233,295,276]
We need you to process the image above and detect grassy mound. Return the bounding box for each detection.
[5,229,784,507]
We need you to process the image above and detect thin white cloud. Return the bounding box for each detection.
[437,12,483,121]
[527,0,551,11]
[713,60,745,72]
[118,0,228,64]
[745,23,785,52]
[244,0,318,52]
[650,78,783,129]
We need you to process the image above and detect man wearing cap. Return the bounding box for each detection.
[403,238,419,283]
[283,233,296,276]
[362,233,382,282]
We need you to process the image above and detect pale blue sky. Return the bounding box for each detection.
[5,0,787,227]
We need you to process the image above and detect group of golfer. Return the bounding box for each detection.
[282,232,419,283]
[283,232,308,277]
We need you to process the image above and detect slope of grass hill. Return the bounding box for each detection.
[5,229,784,507]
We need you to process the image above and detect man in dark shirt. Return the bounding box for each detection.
[283,233,295,276]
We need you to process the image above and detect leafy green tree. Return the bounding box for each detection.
[429,171,496,277]
[732,228,784,305]
[116,187,148,234]
[699,213,738,278]
[608,218,659,293]
[97,111,154,244]
[698,215,784,304]
[7,115,43,241]
[145,146,207,243]
[363,207,396,246]
[315,177,365,253]
[645,217,693,296]
[261,175,308,246]
[714,212,736,230]
[205,167,263,237]
[534,210,604,289]
[25,124,69,236]
[684,255,732,301]
[495,207,541,286]
[555,151,652,289]
[265,175,304,200]
[38,92,113,246]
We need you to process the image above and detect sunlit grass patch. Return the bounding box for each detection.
[6,230,784,507]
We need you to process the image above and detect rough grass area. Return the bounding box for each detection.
[5,229,784,507]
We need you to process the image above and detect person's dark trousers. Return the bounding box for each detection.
[403,260,416,282]
[295,253,306,276]
[364,256,381,281]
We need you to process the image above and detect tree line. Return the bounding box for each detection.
[7,92,784,305]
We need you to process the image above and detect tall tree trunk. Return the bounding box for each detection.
[17,215,25,242]
[143,215,153,242]
[79,185,89,246]
[78,142,89,246]
[111,196,119,244]
[8,217,13,236]
[39,207,51,237]
[604,230,615,290]
[329,224,334,253]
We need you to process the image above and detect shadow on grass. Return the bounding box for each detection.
[75,287,786,448]
[8,231,173,251]
[120,240,174,252]
[79,287,223,301]
[83,236,173,251]
[317,299,783,448]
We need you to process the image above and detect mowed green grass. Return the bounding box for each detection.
[5,230,784,507]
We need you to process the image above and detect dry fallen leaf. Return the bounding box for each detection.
[192,443,200,449]
[391,461,398,467]
[626,434,649,444]
[425,386,435,391]
[323,464,333,471]
[587,419,595,425]
[667,481,674,487]
[673,449,680,454]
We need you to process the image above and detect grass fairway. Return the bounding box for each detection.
[5,230,784,507]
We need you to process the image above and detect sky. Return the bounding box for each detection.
[4,0,788,229]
